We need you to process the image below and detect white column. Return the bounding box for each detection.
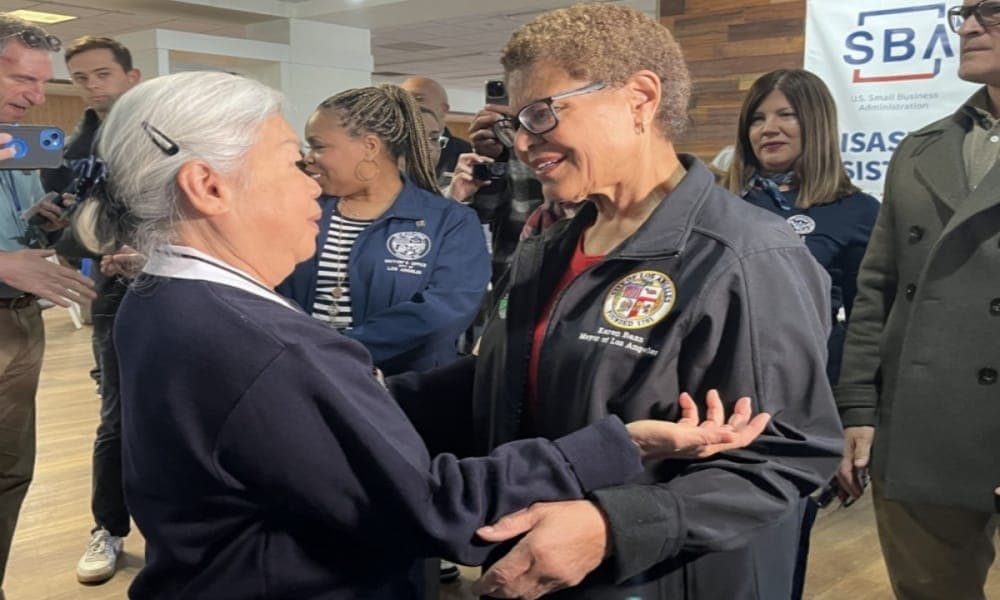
[113,31,173,79]
[248,18,373,132]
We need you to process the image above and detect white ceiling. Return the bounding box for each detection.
[1,0,656,107]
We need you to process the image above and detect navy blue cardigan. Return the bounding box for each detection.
[115,277,641,599]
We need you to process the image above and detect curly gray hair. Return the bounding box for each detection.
[501,3,691,139]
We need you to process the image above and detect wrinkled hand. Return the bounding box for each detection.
[0,249,96,306]
[99,245,145,278]
[469,104,510,159]
[448,152,494,203]
[471,500,609,599]
[626,390,770,459]
[837,426,874,501]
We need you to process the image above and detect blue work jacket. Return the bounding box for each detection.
[280,176,490,375]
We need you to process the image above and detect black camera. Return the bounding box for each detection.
[485,80,508,106]
[472,162,508,181]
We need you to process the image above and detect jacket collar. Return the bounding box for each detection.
[143,245,300,311]
[907,86,1000,231]
[563,154,712,260]
[78,108,102,135]
[909,100,972,213]
[958,86,996,129]
[64,108,103,155]
[327,174,431,222]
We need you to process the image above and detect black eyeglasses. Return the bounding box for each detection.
[493,82,607,147]
[0,29,62,52]
[948,0,1000,32]
[141,121,179,156]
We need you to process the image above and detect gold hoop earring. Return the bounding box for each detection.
[354,159,380,182]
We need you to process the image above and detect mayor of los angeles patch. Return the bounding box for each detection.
[602,270,676,330]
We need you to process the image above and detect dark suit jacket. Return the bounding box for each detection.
[436,126,472,177]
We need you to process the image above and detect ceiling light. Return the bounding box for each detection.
[7,10,77,25]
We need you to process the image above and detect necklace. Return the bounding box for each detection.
[327,210,348,318]
[331,210,347,298]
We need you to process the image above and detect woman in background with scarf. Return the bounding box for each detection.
[728,68,879,599]
[729,69,879,386]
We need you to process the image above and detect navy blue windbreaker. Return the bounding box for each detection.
[279,175,491,375]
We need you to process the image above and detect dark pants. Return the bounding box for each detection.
[90,277,130,537]
[791,496,820,599]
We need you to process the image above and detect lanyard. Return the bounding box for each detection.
[3,171,28,243]
[3,172,23,214]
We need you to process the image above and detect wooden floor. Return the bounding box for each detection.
[8,309,998,599]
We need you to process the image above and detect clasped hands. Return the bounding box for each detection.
[469,389,769,599]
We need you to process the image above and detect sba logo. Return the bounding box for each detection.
[843,4,955,83]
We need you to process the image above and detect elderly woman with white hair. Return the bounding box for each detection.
[97,71,769,599]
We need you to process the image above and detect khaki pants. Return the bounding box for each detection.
[0,304,43,586]
[873,479,999,600]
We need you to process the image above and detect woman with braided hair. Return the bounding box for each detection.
[280,84,490,376]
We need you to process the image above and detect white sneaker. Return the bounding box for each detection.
[439,559,460,583]
[76,528,123,584]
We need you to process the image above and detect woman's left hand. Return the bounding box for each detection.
[448,152,494,203]
[626,390,770,459]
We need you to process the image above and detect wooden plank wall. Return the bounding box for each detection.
[22,92,86,136]
[661,0,806,162]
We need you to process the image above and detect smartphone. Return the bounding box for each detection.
[485,80,508,106]
[0,125,65,170]
[841,467,870,508]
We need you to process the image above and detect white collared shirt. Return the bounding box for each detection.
[142,245,300,312]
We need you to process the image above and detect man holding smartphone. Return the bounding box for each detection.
[465,88,549,285]
[0,14,95,595]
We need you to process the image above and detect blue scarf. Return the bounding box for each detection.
[747,171,796,211]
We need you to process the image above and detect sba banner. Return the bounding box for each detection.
[804,1,978,197]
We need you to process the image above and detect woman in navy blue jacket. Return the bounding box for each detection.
[280,85,490,376]
[728,69,880,385]
[728,69,879,599]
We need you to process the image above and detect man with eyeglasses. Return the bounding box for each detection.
[0,14,95,595]
[836,2,1000,598]
[464,101,556,286]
